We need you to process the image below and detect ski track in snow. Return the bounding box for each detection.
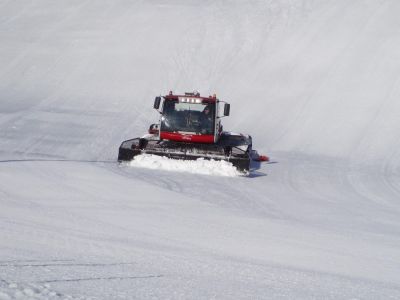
[1,0,400,299]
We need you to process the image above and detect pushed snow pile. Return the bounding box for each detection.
[0,282,89,300]
[128,154,243,177]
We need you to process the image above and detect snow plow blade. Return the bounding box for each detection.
[118,134,252,172]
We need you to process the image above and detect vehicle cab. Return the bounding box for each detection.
[153,92,230,144]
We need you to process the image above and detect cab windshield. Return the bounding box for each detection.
[161,100,215,134]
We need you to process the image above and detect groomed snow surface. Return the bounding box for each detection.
[1,1,400,299]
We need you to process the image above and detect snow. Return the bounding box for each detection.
[1,0,400,299]
[128,154,243,177]
[0,282,81,300]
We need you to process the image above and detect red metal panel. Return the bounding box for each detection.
[160,132,214,143]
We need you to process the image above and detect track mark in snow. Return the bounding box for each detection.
[0,262,136,268]
[0,159,115,164]
[35,274,163,284]
[0,259,72,264]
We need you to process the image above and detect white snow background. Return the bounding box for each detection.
[1,1,400,299]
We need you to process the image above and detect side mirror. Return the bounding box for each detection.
[223,103,230,116]
[154,97,161,109]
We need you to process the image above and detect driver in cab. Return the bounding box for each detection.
[199,105,213,133]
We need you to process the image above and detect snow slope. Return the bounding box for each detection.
[1,1,400,299]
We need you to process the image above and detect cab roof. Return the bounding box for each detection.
[164,92,218,103]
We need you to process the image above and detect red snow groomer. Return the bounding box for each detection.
[118,92,268,172]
